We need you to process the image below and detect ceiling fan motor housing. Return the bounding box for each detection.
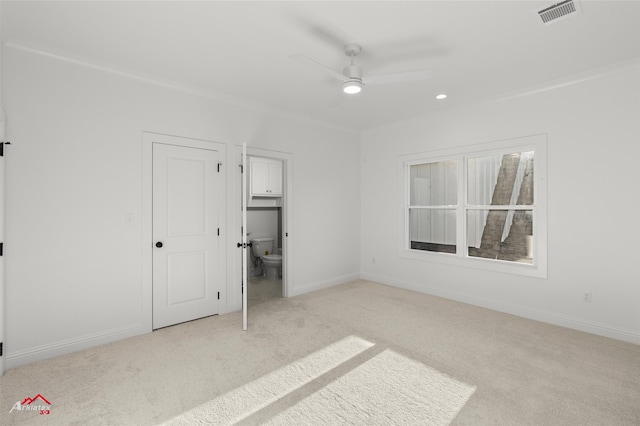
[343,64,362,81]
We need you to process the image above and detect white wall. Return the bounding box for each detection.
[3,45,361,368]
[360,63,640,344]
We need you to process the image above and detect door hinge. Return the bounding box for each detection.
[0,242,3,256]
[217,228,220,236]
[0,141,11,157]
[217,162,222,173]
[239,163,244,173]
[0,342,3,356]
[217,292,220,300]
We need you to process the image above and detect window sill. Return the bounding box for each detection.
[400,248,547,279]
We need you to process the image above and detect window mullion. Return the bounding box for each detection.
[405,162,411,250]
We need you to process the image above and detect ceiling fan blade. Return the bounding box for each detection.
[363,69,433,85]
[291,53,347,82]
[288,14,354,52]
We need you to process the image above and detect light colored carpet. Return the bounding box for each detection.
[163,336,375,425]
[265,348,475,426]
[163,338,475,426]
[1,279,639,425]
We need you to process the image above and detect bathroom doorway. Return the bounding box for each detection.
[238,146,292,328]
[247,207,283,307]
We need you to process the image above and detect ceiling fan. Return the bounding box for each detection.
[292,43,432,94]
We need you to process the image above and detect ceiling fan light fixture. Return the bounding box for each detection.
[343,79,362,94]
[293,43,431,95]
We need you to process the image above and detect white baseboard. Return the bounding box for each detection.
[219,273,360,312]
[360,273,640,345]
[220,303,241,315]
[288,273,361,298]
[6,323,149,370]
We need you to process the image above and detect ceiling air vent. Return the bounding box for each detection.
[538,0,580,25]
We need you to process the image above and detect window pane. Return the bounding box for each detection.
[409,208,456,253]
[467,209,533,264]
[467,151,534,206]
[410,160,457,206]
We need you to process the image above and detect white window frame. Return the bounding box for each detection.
[399,134,547,278]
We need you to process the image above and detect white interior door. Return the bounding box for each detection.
[241,143,248,331]
[153,142,221,329]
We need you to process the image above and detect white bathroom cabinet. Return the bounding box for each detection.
[250,157,283,197]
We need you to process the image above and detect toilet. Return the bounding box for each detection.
[250,237,282,280]
[262,254,282,280]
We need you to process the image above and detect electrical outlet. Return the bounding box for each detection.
[582,292,592,303]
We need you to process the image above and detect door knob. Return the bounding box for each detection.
[155,241,163,248]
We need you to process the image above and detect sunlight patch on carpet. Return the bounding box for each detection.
[265,349,476,426]
[162,335,374,425]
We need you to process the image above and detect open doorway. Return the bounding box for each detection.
[236,145,292,327]
[246,154,285,307]
[247,208,283,306]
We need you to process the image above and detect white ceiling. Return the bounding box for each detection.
[2,1,639,132]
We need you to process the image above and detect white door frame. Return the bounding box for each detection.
[142,132,227,332]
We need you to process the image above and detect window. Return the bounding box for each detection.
[402,135,546,277]
[408,160,458,254]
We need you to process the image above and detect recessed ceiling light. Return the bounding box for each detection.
[436,94,447,100]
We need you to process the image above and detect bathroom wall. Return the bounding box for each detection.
[247,208,279,251]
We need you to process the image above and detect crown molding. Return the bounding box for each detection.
[368,57,640,133]
[3,40,358,136]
